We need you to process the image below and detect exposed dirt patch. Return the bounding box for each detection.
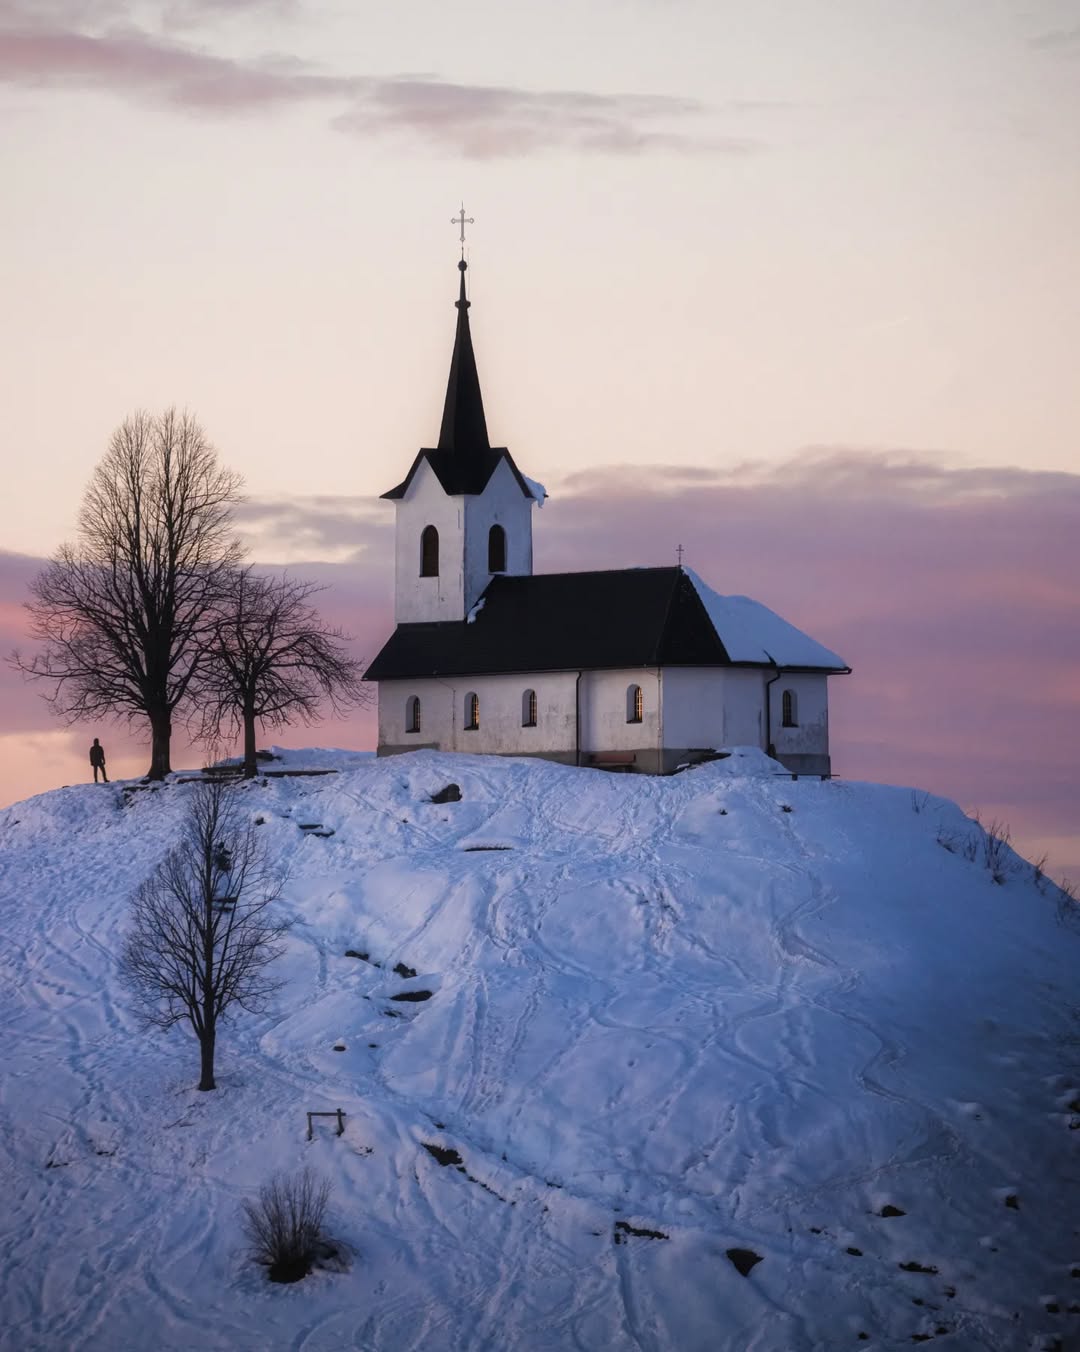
[390,990,433,1003]
[614,1220,667,1243]
[420,1142,512,1202]
[898,1261,939,1275]
[726,1248,763,1277]
[344,950,369,961]
[422,1143,464,1168]
[880,1204,907,1218]
[430,784,461,804]
[463,845,513,852]
[393,962,417,979]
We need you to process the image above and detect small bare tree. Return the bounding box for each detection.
[200,568,368,778]
[13,409,243,778]
[119,777,286,1090]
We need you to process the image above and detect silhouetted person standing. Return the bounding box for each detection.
[89,738,108,783]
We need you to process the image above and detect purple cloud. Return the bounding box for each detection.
[0,10,734,157]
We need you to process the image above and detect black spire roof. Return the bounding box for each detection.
[382,260,535,501]
[437,259,490,457]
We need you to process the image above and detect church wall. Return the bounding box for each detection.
[463,458,535,613]
[660,669,728,749]
[376,666,834,775]
[377,673,578,758]
[393,462,466,624]
[580,668,661,760]
[770,674,830,764]
[723,670,768,747]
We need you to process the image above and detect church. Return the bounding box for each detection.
[365,255,850,777]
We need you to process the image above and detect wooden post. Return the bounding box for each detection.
[306,1109,346,1141]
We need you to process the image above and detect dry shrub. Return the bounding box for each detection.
[241,1167,333,1283]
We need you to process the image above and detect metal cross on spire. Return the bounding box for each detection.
[451,203,474,251]
[676,543,685,567]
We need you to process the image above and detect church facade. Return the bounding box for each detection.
[365,259,850,777]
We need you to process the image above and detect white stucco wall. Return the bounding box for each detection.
[379,672,577,756]
[377,665,834,769]
[392,461,466,624]
[770,673,829,759]
[722,669,767,748]
[660,669,728,748]
[463,458,535,612]
[660,667,828,757]
[393,457,535,623]
[579,669,661,754]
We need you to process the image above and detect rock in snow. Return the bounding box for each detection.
[0,747,1076,1350]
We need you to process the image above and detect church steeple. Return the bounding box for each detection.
[381,248,536,504]
[437,259,490,460]
[380,229,542,624]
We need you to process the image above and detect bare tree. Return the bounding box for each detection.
[119,777,286,1090]
[13,409,244,779]
[200,568,368,779]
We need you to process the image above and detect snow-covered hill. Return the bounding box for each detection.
[1,750,1077,1352]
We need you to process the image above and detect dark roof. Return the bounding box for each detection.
[364,568,849,681]
[382,260,533,502]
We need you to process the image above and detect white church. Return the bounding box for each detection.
[365,257,850,777]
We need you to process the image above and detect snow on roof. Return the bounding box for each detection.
[522,473,547,506]
[686,568,849,670]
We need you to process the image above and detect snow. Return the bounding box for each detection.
[686,569,848,670]
[1,749,1077,1350]
[522,473,547,506]
[467,596,486,624]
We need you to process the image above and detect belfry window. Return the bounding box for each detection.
[627,684,643,724]
[782,689,798,728]
[488,524,507,573]
[420,525,439,578]
[522,688,537,727]
[406,696,421,734]
[465,691,480,731]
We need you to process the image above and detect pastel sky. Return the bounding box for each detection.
[2,1,1078,878]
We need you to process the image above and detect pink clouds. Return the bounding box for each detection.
[0,8,729,157]
[5,449,1078,881]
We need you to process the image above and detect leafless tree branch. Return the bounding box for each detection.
[11,409,244,778]
[118,777,286,1090]
[197,567,369,777]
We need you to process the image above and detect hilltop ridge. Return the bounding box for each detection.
[0,749,1077,1351]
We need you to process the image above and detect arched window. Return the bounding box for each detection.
[522,688,537,727]
[464,691,480,731]
[627,684,643,724]
[406,696,421,734]
[782,689,798,728]
[420,525,439,578]
[488,524,507,573]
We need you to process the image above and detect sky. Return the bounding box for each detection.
[2,0,1078,878]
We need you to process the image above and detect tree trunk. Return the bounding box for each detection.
[197,1026,216,1091]
[148,708,173,780]
[243,705,258,779]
